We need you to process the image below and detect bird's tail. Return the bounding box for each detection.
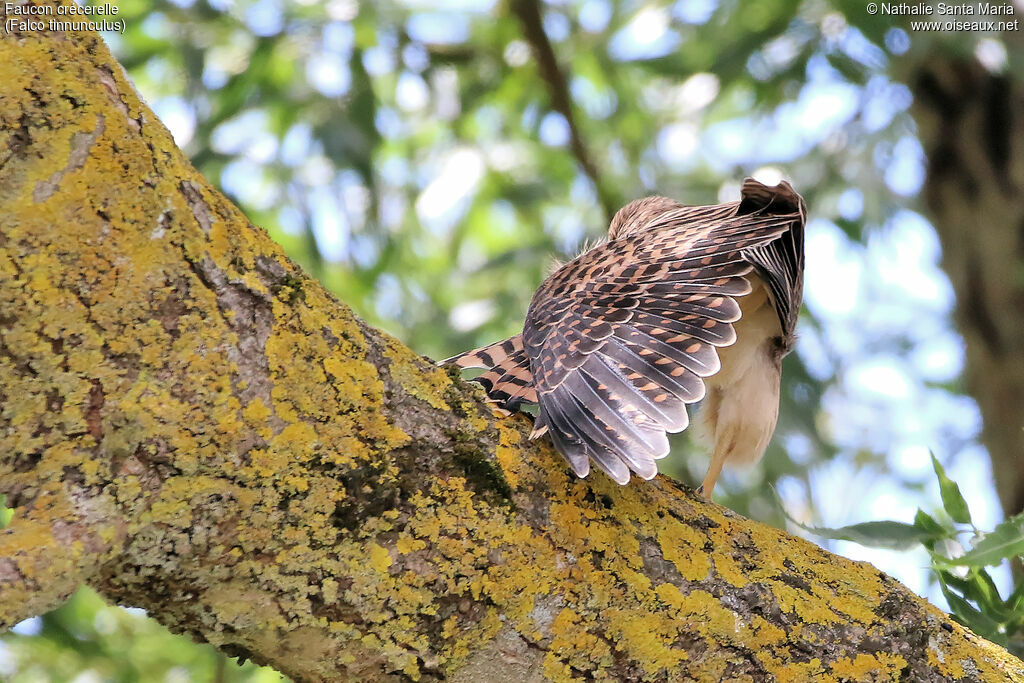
[440,334,538,410]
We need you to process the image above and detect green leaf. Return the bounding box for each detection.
[931,454,973,525]
[913,508,951,541]
[774,486,935,550]
[941,583,1003,641]
[797,520,936,550]
[937,566,1016,624]
[950,515,1024,567]
[1006,579,1024,614]
[0,493,12,529]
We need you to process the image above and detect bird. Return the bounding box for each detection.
[442,178,805,500]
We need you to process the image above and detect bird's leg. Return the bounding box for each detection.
[697,445,728,501]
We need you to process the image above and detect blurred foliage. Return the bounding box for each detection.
[0,495,13,530]
[799,455,1024,658]
[0,589,285,682]
[4,0,1021,678]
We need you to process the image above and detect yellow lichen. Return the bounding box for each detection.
[381,336,452,411]
[368,543,393,573]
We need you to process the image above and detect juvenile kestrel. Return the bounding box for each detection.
[443,178,806,500]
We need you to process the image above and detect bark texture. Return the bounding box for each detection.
[908,37,1024,519]
[2,9,1024,683]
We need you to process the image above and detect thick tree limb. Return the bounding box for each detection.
[907,39,1024,520]
[2,11,1023,683]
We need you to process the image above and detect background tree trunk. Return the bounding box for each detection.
[908,35,1024,520]
[1,12,1023,683]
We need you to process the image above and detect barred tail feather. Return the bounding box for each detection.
[440,334,538,409]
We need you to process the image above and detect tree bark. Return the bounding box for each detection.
[908,37,1024,520]
[1,10,1023,683]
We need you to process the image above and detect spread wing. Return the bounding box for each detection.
[524,178,806,484]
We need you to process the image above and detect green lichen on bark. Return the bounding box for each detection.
[2,7,1024,683]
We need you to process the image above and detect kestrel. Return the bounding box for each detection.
[443,178,805,500]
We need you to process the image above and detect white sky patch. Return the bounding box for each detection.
[307,52,351,97]
[398,0,496,10]
[325,0,358,21]
[298,155,333,186]
[323,20,354,52]
[885,136,925,196]
[539,112,570,147]
[415,148,484,231]
[310,185,350,262]
[432,68,461,120]
[280,123,314,167]
[705,122,751,163]
[406,12,470,44]
[504,40,530,67]
[363,44,396,76]
[212,109,278,162]
[403,43,430,72]
[820,11,848,39]
[891,444,933,478]
[975,37,1007,72]
[374,274,405,321]
[151,97,196,148]
[837,188,864,220]
[847,358,914,403]
[868,211,953,312]
[672,0,716,24]
[787,82,860,139]
[338,172,371,232]
[804,219,862,318]
[449,299,496,332]
[485,141,527,173]
[570,76,617,120]
[245,0,283,37]
[703,79,858,166]
[543,12,571,42]
[750,166,784,187]
[675,73,719,114]
[609,6,678,61]
[762,35,800,73]
[277,205,304,236]
[10,616,41,636]
[221,161,279,210]
[396,72,430,112]
[910,332,963,382]
[716,180,741,204]
[657,123,698,168]
[579,0,611,32]
[885,28,911,55]
[862,78,912,133]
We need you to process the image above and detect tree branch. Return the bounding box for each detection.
[2,12,1023,682]
[908,44,1024,519]
[510,0,617,223]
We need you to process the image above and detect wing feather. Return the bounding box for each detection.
[523,178,805,483]
[440,334,538,408]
